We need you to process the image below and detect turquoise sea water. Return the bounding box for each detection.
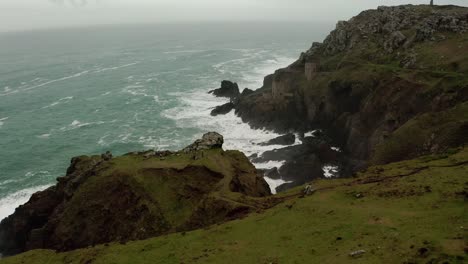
[0,22,332,219]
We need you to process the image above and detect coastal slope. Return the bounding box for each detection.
[0,133,271,256]
[3,147,467,263]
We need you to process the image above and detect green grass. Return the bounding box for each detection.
[3,148,467,264]
[372,102,468,164]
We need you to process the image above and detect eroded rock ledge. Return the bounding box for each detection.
[0,133,271,256]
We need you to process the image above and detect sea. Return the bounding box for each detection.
[0,22,333,220]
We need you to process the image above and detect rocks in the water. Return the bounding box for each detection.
[208,80,240,100]
[183,132,224,152]
[259,133,296,146]
[210,102,234,116]
[0,133,272,256]
[264,167,280,179]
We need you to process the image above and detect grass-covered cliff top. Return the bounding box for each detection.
[0,133,272,256]
[3,147,467,263]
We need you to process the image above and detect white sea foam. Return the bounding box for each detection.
[37,134,51,139]
[323,165,339,178]
[331,147,342,152]
[25,171,51,178]
[253,160,286,170]
[164,50,207,54]
[23,71,89,92]
[0,117,8,127]
[241,56,296,89]
[162,55,298,192]
[0,185,51,221]
[60,119,113,131]
[94,62,139,73]
[42,96,73,109]
[264,177,292,194]
[304,130,318,138]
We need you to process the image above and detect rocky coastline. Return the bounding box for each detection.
[209,4,468,192]
[1,4,467,262]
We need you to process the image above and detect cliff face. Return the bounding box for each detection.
[0,133,271,256]
[235,5,468,167]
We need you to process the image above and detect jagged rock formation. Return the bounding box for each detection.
[208,80,240,100]
[210,102,235,116]
[258,133,296,146]
[0,133,271,256]
[228,5,468,172]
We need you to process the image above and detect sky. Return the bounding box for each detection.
[0,0,467,32]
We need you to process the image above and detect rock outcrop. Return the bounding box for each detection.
[210,102,235,116]
[0,133,271,256]
[258,133,296,146]
[182,132,224,152]
[226,5,468,171]
[208,80,240,100]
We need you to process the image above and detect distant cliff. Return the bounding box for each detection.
[233,5,468,168]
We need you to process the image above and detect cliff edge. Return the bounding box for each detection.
[232,5,468,170]
[0,132,271,256]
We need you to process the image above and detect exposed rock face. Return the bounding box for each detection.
[209,80,240,100]
[0,133,271,256]
[259,133,296,146]
[210,102,234,116]
[229,5,468,170]
[183,132,224,152]
[317,5,468,56]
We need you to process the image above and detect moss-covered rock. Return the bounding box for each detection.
[0,133,271,256]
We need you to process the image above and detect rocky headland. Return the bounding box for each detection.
[211,4,468,191]
[0,133,272,256]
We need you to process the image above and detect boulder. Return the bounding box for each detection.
[183,132,224,152]
[210,102,234,116]
[209,81,240,100]
[264,167,281,179]
[259,133,296,146]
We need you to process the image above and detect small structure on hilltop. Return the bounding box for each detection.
[430,0,434,6]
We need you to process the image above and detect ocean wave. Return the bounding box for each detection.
[59,119,115,132]
[37,133,51,139]
[0,185,52,221]
[23,71,89,92]
[94,62,139,73]
[41,96,74,109]
[0,117,8,127]
[25,171,51,179]
[240,56,296,89]
[164,49,207,54]
[162,54,300,192]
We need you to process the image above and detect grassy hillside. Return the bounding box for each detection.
[3,147,466,263]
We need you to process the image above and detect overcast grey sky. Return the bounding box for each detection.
[1,0,467,32]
